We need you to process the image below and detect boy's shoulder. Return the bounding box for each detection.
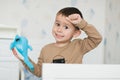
[42,43,55,49]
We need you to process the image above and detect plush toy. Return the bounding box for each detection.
[10,35,34,71]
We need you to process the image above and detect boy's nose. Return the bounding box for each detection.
[57,27,62,32]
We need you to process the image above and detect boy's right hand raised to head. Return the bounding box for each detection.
[66,14,82,27]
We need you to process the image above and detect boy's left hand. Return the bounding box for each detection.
[66,14,82,27]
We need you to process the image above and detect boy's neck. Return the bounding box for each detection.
[54,41,71,47]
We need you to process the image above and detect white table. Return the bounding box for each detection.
[42,64,120,80]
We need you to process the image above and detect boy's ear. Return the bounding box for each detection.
[73,30,81,38]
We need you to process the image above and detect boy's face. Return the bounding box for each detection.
[52,14,77,43]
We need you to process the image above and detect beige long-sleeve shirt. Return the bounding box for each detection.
[20,20,102,77]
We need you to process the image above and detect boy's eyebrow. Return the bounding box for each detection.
[55,20,60,22]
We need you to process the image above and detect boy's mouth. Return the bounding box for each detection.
[55,33,64,39]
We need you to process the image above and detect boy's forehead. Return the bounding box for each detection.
[55,14,68,22]
[55,15,70,24]
[56,14,66,18]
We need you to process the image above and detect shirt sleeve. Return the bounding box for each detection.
[77,19,102,54]
[19,48,44,77]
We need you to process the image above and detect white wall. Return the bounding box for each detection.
[104,0,120,64]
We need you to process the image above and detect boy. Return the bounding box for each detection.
[12,7,102,77]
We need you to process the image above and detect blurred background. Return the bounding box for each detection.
[0,0,120,80]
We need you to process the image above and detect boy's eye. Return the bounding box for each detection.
[64,26,69,29]
[56,23,60,26]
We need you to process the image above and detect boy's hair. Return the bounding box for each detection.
[57,7,83,30]
[57,7,83,19]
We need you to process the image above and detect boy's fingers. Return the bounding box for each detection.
[12,48,21,59]
[66,17,72,23]
[68,14,79,20]
[66,17,78,25]
[12,48,17,55]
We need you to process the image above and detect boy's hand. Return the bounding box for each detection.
[12,48,22,60]
[66,14,82,27]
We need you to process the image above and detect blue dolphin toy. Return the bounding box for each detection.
[10,35,34,71]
